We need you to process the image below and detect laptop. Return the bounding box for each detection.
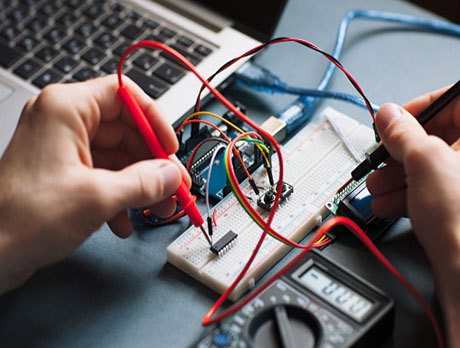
[0,0,287,155]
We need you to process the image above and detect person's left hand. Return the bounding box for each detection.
[0,75,189,293]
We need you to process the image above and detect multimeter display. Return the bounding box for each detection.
[192,250,394,348]
[299,266,374,322]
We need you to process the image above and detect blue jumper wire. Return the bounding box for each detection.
[236,9,460,134]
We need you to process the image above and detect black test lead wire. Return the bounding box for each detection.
[351,79,460,183]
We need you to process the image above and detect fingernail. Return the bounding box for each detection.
[159,162,180,196]
[377,103,402,132]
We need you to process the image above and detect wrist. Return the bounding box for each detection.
[0,196,34,294]
[0,230,35,295]
[428,226,460,347]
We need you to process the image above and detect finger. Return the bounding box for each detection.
[92,159,182,216]
[170,154,191,188]
[119,78,178,155]
[46,75,178,156]
[366,162,406,196]
[91,148,137,170]
[148,197,178,218]
[452,137,460,151]
[107,211,133,239]
[371,189,408,218]
[403,85,460,133]
[375,103,428,164]
[91,119,152,160]
[403,85,451,118]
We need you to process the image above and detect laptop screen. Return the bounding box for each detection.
[192,0,287,41]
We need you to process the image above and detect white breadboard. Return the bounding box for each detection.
[167,107,376,301]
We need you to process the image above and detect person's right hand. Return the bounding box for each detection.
[366,86,460,346]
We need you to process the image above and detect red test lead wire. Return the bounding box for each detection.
[117,85,204,227]
[116,40,443,347]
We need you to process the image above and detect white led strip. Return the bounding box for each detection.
[167,107,376,301]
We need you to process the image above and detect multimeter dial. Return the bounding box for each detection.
[247,304,320,348]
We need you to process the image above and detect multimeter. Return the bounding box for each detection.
[192,250,394,348]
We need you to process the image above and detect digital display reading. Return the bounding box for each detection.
[299,267,374,322]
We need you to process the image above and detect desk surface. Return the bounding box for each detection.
[1,0,459,347]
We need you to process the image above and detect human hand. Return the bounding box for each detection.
[366,87,460,343]
[0,75,189,293]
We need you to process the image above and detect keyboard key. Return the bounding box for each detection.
[194,44,212,56]
[144,34,165,43]
[35,45,59,63]
[81,47,105,65]
[162,45,201,66]
[100,58,118,74]
[94,33,117,49]
[13,59,41,79]
[101,15,123,29]
[17,36,40,51]
[177,36,194,48]
[110,3,124,12]
[159,27,176,38]
[76,23,97,39]
[121,25,143,40]
[126,69,168,99]
[0,42,22,68]
[144,19,159,30]
[125,10,141,21]
[62,38,86,54]
[7,7,28,22]
[39,3,58,17]
[18,0,41,7]
[1,25,20,41]
[44,28,66,44]
[133,53,158,71]
[54,55,79,73]
[153,62,184,84]
[73,66,98,81]
[57,12,78,27]
[26,18,47,33]
[63,0,86,9]
[32,69,62,88]
[113,42,130,56]
[83,5,104,19]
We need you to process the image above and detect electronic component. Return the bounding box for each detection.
[177,101,268,202]
[167,108,377,300]
[260,115,287,143]
[223,100,247,125]
[257,182,293,212]
[211,231,238,256]
[191,249,394,347]
[326,179,395,240]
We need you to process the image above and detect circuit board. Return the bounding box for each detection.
[325,175,396,240]
[167,107,377,301]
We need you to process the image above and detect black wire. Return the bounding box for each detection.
[194,37,373,119]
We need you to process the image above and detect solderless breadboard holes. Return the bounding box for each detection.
[167,107,376,301]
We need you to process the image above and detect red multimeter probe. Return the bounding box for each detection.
[118,85,204,228]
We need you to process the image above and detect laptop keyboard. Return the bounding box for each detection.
[0,0,214,98]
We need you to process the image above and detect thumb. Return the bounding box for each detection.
[376,103,428,163]
[94,159,182,214]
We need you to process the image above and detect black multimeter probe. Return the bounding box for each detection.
[351,79,460,182]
